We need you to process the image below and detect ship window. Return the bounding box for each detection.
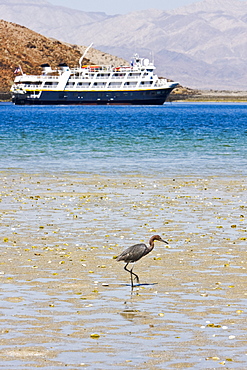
[129,73,141,78]
[98,73,110,78]
[77,82,90,87]
[112,73,122,78]
[66,82,75,87]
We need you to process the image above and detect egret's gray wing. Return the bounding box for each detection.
[116,243,148,263]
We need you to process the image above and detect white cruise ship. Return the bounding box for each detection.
[11,48,178,105]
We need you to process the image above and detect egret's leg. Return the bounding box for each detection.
[124,263,135,288]
[130,266,139,284]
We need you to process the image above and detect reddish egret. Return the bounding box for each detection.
[116,235,168,288]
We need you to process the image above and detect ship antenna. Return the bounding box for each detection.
[79,43,94,68]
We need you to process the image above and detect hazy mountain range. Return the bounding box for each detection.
[1,0,247,89]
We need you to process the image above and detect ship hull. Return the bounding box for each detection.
[12,87,174,105]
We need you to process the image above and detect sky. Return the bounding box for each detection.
[48,0,247,15]
[48,0,205,14]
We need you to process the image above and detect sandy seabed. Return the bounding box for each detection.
[0,172,246,369]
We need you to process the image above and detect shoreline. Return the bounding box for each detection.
[169,88,247,102]
[0,171,246,368]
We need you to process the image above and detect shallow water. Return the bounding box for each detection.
[0,103,247,369]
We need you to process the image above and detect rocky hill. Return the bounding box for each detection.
[0,19,127,93]
[1,0,247,90]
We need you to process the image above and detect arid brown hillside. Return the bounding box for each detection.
[0,20,80,92]
[0,19,126,93]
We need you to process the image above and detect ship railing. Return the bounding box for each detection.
[43,84,59,89]
[75,85,91,89]
[108,84,122,88]
[78,84,91,89]
[29,85,42,89]
[94,76,140,80]
[91,85,108,89]
[122,85,139,89]
[64,73,143,80]
[69,73,110,80]
[111,75,142,80]
[126,76,141,79]
[112,66,132,72]
[39,75,60,81]
[67,75,142,81]
[111,75,130,80]
[94,76,111,80]
[156,78,168,86]
[16,83,42,89]
[71,66,112,74]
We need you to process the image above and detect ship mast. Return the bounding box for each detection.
[79,43,93,68]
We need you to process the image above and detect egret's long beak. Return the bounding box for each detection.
[161,239,169,244]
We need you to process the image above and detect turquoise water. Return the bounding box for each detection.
[1,102,247,176]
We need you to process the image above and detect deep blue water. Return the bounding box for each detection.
[1,102,247,177]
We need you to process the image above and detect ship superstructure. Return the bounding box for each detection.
[11,50,178,105]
